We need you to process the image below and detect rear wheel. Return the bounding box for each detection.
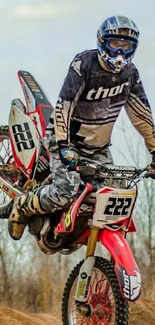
[0,126,17,217]
[62,257,129,325]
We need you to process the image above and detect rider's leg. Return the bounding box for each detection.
[91,147,114,164]
[8,192,46,241]
[8,152,81,240]
[38,156,81,212]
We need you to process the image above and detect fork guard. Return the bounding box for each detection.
[99,229,141,301]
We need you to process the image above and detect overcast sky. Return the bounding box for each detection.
[1,0,155,163]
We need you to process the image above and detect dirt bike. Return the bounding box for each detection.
[0,71,153,324]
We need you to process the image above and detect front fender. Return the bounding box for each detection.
[99,229,141,301]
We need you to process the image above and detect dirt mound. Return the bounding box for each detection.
[0,301,154,325]
[129,301,155,325]
[0,308,61,325]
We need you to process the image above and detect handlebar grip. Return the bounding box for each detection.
[144,170,155,179]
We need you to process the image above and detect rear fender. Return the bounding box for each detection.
[18,70,53,113]
[18,70,54,137]
[99,229,141,301]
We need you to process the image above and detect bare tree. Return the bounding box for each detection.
[114,115,155,299]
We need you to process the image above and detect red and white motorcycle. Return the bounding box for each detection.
[0,71,153,324]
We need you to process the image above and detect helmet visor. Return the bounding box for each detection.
[105,38,137,56]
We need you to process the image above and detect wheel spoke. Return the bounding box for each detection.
[62,254,128,324]
[0,130,17,210]
[67,266,116,324]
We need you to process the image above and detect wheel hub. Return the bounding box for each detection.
[76,302,92,318]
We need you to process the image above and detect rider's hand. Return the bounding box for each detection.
[42,132,58,152]
[59,147,79,171]
[151,151,155,169]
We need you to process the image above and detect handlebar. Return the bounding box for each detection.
[77,156,154,180]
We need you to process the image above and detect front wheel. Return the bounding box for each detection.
[62,257,129,325]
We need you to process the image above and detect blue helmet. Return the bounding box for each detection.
[97,15,140,73]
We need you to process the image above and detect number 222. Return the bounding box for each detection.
[103,197,132,216]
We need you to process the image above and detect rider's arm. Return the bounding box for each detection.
[54,53,87,148]
[125,66,155,153]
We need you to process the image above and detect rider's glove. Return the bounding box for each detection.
[145,151,155,179]
[59,147,79,171]
[42,131,58,152]
[151,151,155,168]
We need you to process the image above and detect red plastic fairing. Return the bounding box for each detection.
[73,229,90,246]
[99,229,141,301]
[54,183,93,234]
[128,219,136,232]
[98,187,113,193]
[37,105,53,136]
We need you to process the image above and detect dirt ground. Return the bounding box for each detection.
[0,300,154,325]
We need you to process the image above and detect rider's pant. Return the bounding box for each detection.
[38,147,113,213]
[8,146,113,240]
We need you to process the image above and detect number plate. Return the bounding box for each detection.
[9,105,39,170]
[93,186,137,228]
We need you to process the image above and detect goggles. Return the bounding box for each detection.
[105,37,137,55]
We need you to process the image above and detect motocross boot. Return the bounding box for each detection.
[8,192,46,240]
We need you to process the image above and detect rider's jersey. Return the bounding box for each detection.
[48,49,155,154]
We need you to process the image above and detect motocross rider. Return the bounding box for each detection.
[8,15,155,240]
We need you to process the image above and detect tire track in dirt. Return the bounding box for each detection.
[129,301,155,325]
[0,308,61,325]
[0,301,155,325]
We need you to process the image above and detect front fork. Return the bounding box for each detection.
[74,226,99,303]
